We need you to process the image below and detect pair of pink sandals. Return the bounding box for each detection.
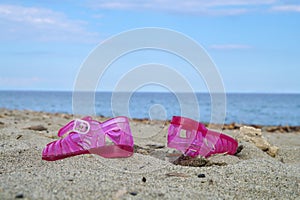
[42,116,238,161]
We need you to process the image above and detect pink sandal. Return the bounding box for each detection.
[167,116,238,158]
[42,116,134,161]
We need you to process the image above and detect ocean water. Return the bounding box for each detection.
[0,91,300,126]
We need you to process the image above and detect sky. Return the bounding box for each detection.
[0,0,299,93]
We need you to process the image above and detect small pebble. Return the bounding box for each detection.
[15,193,24,198]
[129,192,137,196]
[142,177,146,182]
[197,173,206,178]
[235,145,244,155]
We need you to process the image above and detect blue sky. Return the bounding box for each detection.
[0,0,299,93]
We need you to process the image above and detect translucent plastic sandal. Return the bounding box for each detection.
[42,116,134,161]
[167,116,238,158]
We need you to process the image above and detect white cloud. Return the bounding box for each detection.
[0,4,99,43]
[209,44,252,50]
[271,5,300,12]
[0,77,42,87]
[182,0,276,7]
[87,0,277,16]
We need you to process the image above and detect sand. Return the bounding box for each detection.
[0,109,299,199]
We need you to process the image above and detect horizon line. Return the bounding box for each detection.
[1,89,300,95]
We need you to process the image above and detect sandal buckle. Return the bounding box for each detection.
[73,119,90,134]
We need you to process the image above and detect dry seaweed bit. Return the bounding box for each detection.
[145,144,165,149]
[142,177,146,182]
[173,154,208,167]
[16,135,22,140]
[25,125,48,131]
[165,172,190,178]
[197,173,206,178]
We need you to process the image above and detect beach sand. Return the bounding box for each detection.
[0,109,299,199]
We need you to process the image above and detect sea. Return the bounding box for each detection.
[0,91,300,126]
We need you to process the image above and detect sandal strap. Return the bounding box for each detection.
[57,116,129,138]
